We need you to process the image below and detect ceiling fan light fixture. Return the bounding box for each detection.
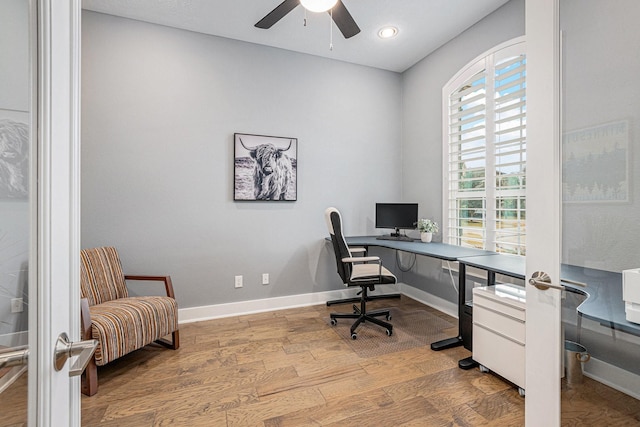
[300,0,338,13]
[378,26,398,39]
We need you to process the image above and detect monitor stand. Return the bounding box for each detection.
[376,228,413,242]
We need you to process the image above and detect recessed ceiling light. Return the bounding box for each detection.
[378,26,398,39]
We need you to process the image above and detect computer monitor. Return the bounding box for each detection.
[375,203,418,238]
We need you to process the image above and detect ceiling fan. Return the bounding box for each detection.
[255,0,361,39]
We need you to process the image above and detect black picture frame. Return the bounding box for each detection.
[234,133,298,201]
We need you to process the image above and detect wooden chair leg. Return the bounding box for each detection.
[156,330,180,350]
[171,330,180,350]
[81,357,98,396]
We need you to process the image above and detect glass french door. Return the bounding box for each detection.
[527,0,640,425]
[559,0,640,420]
[0,1,35,424]
[0,0,83,426]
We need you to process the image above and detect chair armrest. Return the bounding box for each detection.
[80,298,92,340]
[125,275,176,299]
[349,247,367,254]
[342,256,380,263]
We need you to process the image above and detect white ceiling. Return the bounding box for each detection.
[81,0,510,73]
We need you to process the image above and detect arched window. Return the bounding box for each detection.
[443,37,526,255]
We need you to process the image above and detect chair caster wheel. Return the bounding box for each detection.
[479,364,489,373]
[330,319,337,326]
[386,314,392,321]
[386,329,393,336]
[351,333,357,340]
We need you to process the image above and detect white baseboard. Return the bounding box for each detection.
[0,331,28,348]
[178,282,456,325]
[398,284,459,319]
[584,356,640,399]
[178,283,402,324]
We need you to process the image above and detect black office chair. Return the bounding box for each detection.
[325,207,397,339]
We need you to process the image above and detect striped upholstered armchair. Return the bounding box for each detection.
[79,247,179,396]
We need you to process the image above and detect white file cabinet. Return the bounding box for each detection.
[472,284,526,396]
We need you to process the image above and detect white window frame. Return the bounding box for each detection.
[442,37,527,255]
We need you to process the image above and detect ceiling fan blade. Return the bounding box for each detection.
[255,0,300,29]
[329,0,361,39]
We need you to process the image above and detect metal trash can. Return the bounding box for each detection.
[564,340,591,384]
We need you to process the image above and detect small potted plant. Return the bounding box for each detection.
[417,218,438,243]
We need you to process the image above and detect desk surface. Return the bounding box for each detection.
[344,236,495,261]
[334,236,640,337]
[458,253,525,278]
[456,254,640,337]
[561,265,636,336]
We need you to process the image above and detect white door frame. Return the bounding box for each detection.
[29,1,564,425]
[525,0,562,425]
[31,0,82,425]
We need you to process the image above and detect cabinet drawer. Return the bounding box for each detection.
[473,292,525,321]
[473,303,525,344]
[473,323,525,388]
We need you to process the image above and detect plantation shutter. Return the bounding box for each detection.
[444,38,527,255]
[447,69,488,249]
[493,54,526,255]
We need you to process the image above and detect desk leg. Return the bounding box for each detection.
[577,313,582,342]
[458,356,478,370]
[431,261,479,370]
[458,263,478,369]
[430,336,463,351]
[487,270,496,286]
[430,262,466,351]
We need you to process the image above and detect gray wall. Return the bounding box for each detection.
[399,0,525,301]
[81,11,402,309]
[81,2,525,311]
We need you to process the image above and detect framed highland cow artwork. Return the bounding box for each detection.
[234,133,298,201]
[0,111,29,199]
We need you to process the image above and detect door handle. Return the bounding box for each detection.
[54,332,98,376]
[529,271,587,291]
[0,346,28,369]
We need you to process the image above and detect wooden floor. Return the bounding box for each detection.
[76,297,640,426]
[2,297,639,425]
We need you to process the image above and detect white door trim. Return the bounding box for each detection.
[34,0,82,425]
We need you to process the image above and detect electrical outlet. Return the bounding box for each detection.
[11,298,23,313]
[262,273,269,285]
[235,275,243,288]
